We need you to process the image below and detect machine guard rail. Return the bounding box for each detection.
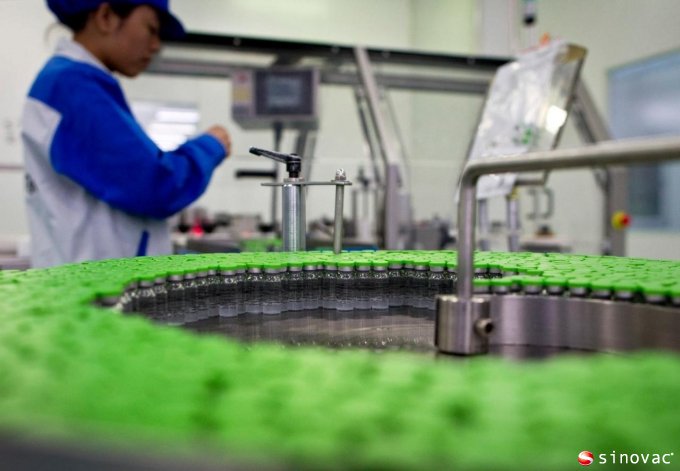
[437,136,680,355]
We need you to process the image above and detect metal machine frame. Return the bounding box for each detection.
[147,32,623,253]
[436,135,680,355]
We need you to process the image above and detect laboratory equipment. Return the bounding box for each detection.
[231,68,319,131]
[149,33,622,254]
[437,135,680,355]
[250,147,352,253]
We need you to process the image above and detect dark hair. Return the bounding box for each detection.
[59,3,139,32]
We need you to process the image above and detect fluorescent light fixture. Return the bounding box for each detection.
[132,101,201,151]
[149,122,198,135]
[155,108,200,124]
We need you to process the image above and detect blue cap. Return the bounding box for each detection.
[47,0,185,40]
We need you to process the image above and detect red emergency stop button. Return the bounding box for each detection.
[611,211,631,230]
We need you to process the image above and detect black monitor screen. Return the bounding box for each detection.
[255,70,314,116]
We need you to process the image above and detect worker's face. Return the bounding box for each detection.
[105,5,162,77]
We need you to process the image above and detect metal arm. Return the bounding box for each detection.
[437,136,680,355]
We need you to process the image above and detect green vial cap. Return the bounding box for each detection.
[473,279,492,292]
[611,280,637,292]
[567,278,590,289]
[518,276,545,288]
[355,259,371,268]
[639,282,667,296]
[490,278,513,287]
[220,263,237,273]
[590,279,613,291]
[544,277,568,288]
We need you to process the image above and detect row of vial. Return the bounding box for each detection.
[101,259,679,322]
[107,259,461,322]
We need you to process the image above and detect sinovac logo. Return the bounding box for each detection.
[579,451,594,466]
[579,450,675,466]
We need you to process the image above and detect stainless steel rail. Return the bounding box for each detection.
[437,136,680,355]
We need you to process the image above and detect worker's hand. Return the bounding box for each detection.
[207,125,232,156]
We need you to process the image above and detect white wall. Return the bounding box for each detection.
[407,0,482,222]
[538,0,680,260]
[0,0,56,237]
[173,0,411,48]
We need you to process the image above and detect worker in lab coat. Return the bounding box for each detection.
[22,0,232,267]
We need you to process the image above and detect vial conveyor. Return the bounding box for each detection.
[1,243,680,470]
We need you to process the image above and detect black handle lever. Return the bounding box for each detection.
[249,147,302,178]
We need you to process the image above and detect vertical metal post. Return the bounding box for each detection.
[354,47,400,168]
[353,88,383,185]
[271,122,284,232]
[384,164,403,249]
[354,47,405,249]
[477,199,491,251]
[281,180,305,251]
[506,189,521,252]
[271,166,279,231]
[296,130,318,185]
[333,186,345,254]
[572,81,626,256]
[603,167,628,255]
[333,172,347,255]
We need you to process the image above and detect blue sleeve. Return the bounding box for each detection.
[38,62,226,220]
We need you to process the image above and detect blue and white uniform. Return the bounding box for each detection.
[22,39,226,267]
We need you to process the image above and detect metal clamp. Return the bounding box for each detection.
[251,148,352,253]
